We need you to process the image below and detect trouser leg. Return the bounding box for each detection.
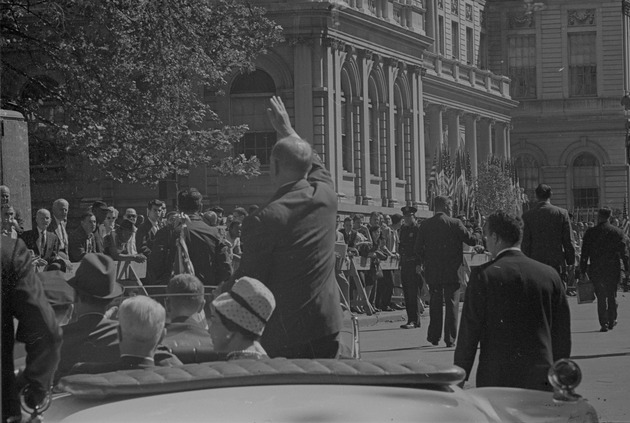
[443,283,461,344]
[606,281,618,325]
[377,270,394,309]
[401,262,420,324]
[594,281,608,327]
[427,284,444,342]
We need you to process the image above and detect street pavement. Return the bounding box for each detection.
[357,292,630,423]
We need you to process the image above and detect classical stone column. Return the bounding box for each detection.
[385,58,400,207]
[477,118,492,162]
[426,103,445,159]
[359,49,375,205]
[352,99,363,205]
[464,114,480,177]
[379,103,389,206]
[294,41,314,144]
[410,65,426,206]
[447,109,462,155]
[328,38,347,197]
[495,121,507,159]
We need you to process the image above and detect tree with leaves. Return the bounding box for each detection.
[474,159,524,216]
[1,0,283,184]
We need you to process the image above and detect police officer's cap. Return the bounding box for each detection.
[401,206,417,216]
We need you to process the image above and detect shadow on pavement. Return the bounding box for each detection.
[571,352,630,360]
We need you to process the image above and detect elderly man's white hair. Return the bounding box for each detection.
[118,296,166,345]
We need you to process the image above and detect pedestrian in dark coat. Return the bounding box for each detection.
[228,96,342,359]
[522,184,575,273]
[455,211,571,391]
[415,196,479,347]
[579,207,629,331]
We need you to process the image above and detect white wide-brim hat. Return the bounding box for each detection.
[212,277,276,337]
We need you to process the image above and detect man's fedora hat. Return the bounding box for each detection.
[401,206,417,216]
[67,253,123,299]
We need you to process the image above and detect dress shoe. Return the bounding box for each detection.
[392,303,405,310]
[400,322,417,329]
[383,306,395,312]
[428,339,439,346]
[609,321,617,330]
[600,325,608,332]
[445,342,455,348]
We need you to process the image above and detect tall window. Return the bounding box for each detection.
[568,32,597,97]
[394,85,404,180]
[230,69,276,166]
[341,88,353,172]
[368,77,379,176]
[514,154,539,203]
[508,35,537,98]
[439,16,445,55]
[452,21,460,60]
[572,153,600,208]
[466,27,474,65]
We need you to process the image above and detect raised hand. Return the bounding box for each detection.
[266,96,298,139]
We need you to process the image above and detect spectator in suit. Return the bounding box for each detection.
[70,296,182,374]
[149,189,231,289]
[103,206,119,236]
[399,206,423,328]
[68,212,100,262]
[54,253,123,382]
[1,204,20,238]
[136,199,166,257]
[103,219,146,263]
[209,277,275,360]
[91,201,109,252]
[2,238,62,422]
[49,198,70,258]
[232,207,248,223]
[20,208,64,270]
[352,214,372,243]
[227,96,342,359]
[415,196,480,347]
[163,274,214,363]
[0,185,24,235]
[522,184,575,275]
[123,208,139,254]
[580,207,630,332]
[455,211,571,391]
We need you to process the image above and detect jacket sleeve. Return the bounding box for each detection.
[561,212,576,266]
[68,231,87,263]
[307,151,334,189]
[11,239,62,393]
[458,220,480,247]
[454,266,486,380]
[147,227,174,284]
[214,237,233,285]
[521,215,532,257]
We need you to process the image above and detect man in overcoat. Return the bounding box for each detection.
[455,211,571,391]
[580,207,629,331]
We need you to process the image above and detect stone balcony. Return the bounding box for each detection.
[422,51,512,99]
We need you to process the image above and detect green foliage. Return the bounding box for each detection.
[2,0,282,184]
[475,160,523,216]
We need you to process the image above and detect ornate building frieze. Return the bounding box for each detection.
[465,4,473,21]
[438,0,443,10]
[451,0,459,15]
[323,37,346,52]
[568,9,596,26]
[508,12,535,29]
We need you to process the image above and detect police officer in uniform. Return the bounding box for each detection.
[399,206,423,329]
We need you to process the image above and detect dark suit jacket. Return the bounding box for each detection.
[522,201,575,270]
[68,348,183,375]
[20,228,61,262]
[580,221,630,283]
[48,218,69,257]
[454,250,571,391]
[233,154,342,353]
[68,227,102,262]
[148,216,231,287]
[2,238,62,419]
[55,314,119,382]
[163,318,216,363]
[415,212,478,285]
[136,219,158,256]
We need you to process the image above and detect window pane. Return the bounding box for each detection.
[572,153,600,208]
[569,33,597,97]
[508,35,536,98]
[514,154,539,201]
[236,132,276,166]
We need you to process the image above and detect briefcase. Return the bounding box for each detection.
[576,277,595,304]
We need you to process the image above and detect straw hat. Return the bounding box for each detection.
[212,277,275,336]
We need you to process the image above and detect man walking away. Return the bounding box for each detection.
[455,211,571,391]
[580,207,629,332]
[415,196,480,347]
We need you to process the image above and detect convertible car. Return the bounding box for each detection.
[36,358,597,422]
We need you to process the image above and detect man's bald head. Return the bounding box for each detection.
[271,136,313,179]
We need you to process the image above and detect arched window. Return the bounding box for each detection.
[393,84,404,180]
[230,69,276,166]
[341,68,353,173]
[514,154,539,203]
[368,76,379,176]
[572,152,600,208]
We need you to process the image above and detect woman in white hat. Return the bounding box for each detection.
[209,277,276,360]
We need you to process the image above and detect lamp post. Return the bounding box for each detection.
[623,1,630,202]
